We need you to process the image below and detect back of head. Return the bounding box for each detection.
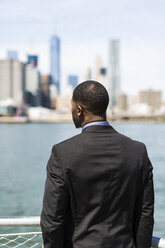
[72,80,109,116]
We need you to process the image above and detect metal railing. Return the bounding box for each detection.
[0,217,165,248]
[0,217,40,227]
[0,217,42,248]
[0,232,42,248]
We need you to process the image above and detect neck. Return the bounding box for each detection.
[81,114,107,127]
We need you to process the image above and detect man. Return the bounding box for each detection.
[41,80,154,248]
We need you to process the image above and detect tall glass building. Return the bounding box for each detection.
[109,40,120,108]
[68,75,78,89]
[27,55,38,67]
[50,36,60,94]
[24,54,40,106]
[7,50,18,60]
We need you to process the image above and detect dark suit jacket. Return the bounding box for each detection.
[41,125,154,248]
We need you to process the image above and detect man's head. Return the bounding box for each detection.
[71,80,109,128]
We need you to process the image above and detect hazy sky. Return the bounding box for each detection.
[0,0,165,97]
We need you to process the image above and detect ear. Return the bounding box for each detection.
[77,105,83,116]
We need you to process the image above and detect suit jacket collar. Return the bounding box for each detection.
[82,124,117,133]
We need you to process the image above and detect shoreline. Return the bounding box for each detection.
[0,115,165,123]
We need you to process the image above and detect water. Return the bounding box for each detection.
[0,122,165,237]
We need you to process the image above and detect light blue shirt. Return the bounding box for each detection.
[82,121,110,132]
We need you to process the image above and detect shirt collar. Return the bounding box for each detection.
[82,121,110,132]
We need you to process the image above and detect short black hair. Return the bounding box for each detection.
[72,80,109,115]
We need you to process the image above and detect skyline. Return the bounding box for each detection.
[0,0,165,98]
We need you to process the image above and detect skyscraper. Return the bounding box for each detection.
[40,75,51,108]
[85,67,92,81]
[7,50,18,60]
[68,75,78,89]
[94,55,108,90]
[24,64,40,107]
[50,36,60,94]
[27,55,38,67]
[0,59,25,104]
[109,40,120,108]
[23,54,40,106]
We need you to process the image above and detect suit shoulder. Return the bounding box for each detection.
[52,132,82,151]
[116,131,146,152]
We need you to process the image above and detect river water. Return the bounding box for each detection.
[0,122,164,237]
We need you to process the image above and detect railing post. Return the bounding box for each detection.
[152,236,165,248]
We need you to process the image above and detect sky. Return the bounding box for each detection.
[0,0,165,98]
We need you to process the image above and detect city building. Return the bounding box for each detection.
[40,75,51,108]
[85,67,92,80]
[94,55,108,90]
[0,59,25,104]
[50,35,60,94]
[94,55,102,81]
[68,75,78,89]
[49,85,58,109]
[98,67,108,90]
[139,89,162,110]
[7,50,18,60]
[27,55,38,67]
[56,95,71,113]
[117,93,128,111]
[109,39,120,108]
[24,64,40,106]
